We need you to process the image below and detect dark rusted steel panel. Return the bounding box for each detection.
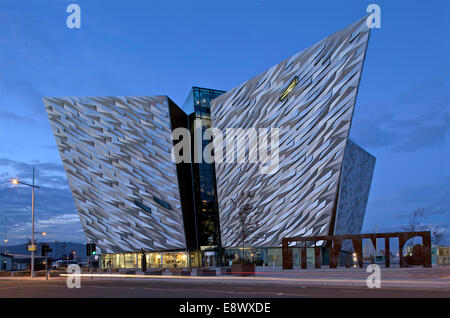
[282,240,293,269]
[314,246,321,269]
[301,247,307,269]
[385,238,390,268]
[282,231,432,269]
[399,233,407,268]
[422,232,432,268]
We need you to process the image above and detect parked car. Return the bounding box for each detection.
[51,260,79,270]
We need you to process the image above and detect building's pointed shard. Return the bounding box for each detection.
[211,16,372,247]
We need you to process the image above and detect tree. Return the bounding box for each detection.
[402,208,426,232]
[232,192,258,263]
[402,208,426,248]
[430,227,445,246]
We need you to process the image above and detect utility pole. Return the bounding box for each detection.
[10,167,40,278]
[31,167,36,278]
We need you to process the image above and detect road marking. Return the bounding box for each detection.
[56,273,450,287]
[83,284,309,297]
[0,284,62,290]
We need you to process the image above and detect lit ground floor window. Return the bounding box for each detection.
[101,251,190,269]
[99,247,334,269]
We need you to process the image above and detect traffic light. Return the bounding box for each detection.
[86,243,96,256]
[41,244,52,257]
[41,244,47,257]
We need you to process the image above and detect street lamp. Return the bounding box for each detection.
[10,167,40,278]
[3,225,7,254]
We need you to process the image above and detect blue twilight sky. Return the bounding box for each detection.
[0,0,448,245]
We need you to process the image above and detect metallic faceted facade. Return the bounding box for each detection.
[334,139,376,237]
[210,17,371,247]
[44,96,187,253]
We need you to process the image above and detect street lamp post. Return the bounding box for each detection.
[3,225,7,254]
[11,167,40,278]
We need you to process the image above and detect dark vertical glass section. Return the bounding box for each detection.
[167,97,197,250]
[184,87,225,251]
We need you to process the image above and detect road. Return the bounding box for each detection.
[0,275,448,298]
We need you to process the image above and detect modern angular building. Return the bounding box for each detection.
[44,16,375,269]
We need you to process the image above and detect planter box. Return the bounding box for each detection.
[144,269,163,275]
[232,264,255,276]
[197,268,216,276]
[171,269,191,276]
[102,268,119,273]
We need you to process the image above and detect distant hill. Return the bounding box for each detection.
[5,242,87,261]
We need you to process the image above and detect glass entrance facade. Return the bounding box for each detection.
[183,87,225,252]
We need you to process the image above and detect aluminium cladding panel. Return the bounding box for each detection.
[334,140,376,237]
[43,96,187,253]
[210,17,371,248]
